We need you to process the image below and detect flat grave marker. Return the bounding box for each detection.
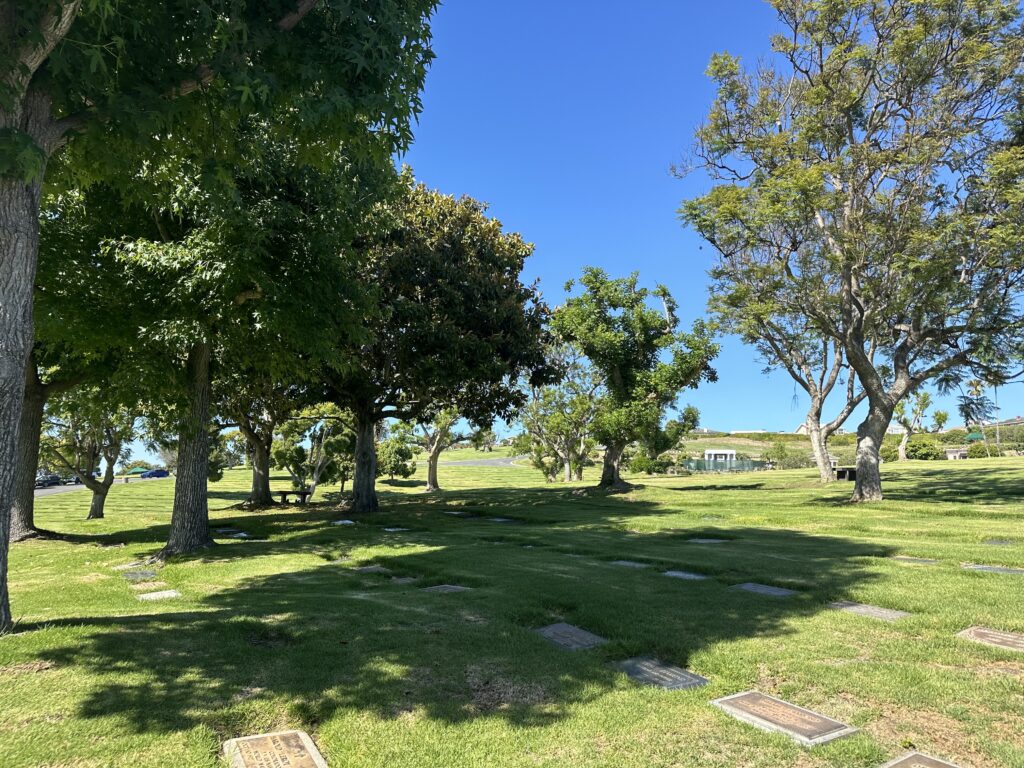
[383,527,410,532]
[879,752,961,768]
[984,539,1013,546]
[956,626,1024,653]
[214,528,242,535]
[829,600,911,621]
[536,622,608,651]
[711,690,857,747]
[962,563,1024,575]
[487,517,514,523]
[353,565,391,575]
[664,570,709,581]
[122,570,158,583]
[688,537,728,544]
[891,556,938,565]
[230,532,253,539]
[614,656,708,690]
[391,577,418,585]
[332,519,356,526]
[137,589,181,602]
[442,510,470,517]
[610,560,650,569]
[421,584,471,593]
[732,582,797,598]
[223,729,328,768]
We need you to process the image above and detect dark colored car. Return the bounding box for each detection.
[140,468,170,479]
[34,472,61,488]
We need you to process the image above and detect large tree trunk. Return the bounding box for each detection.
[351,410,379,513]
[425,443,443,492]
[851,401,893,502]
[10,358,46,541]
[87,487,108,520]
[161,341,214,557]
[598,441,629,489]
[247,438,274,506]
[0,165,46,633]
[807,416,834,484]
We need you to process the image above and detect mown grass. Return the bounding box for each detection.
[2,458,1023,767]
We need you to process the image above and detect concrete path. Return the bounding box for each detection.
[441,455,525,467]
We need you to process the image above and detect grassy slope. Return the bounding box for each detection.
[1,460,1023,767]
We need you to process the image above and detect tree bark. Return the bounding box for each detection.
[598,441,630,489]
[87,487,108,520]
[851,401,892,502]
[0,159,45,633]
[351,410,379,513]
[10,357,46,541]
[897,430,911,462]
[160,341,214,557]
[247,436,274,506]
[806,416,833,484]
[425,443,443,492]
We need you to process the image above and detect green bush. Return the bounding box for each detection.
[879,443,899,462]
[762,440,813,469]
[905,439,943,461]
[628,454,671,475]
[967,442,991,459]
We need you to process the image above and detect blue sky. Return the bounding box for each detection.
[399,0,1024,433]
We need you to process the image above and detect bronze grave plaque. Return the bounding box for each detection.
[879,752,960,767]
[957,626,1024,653]
[712,691,857,746]
[537,622,608,650]
[223,730,328,768]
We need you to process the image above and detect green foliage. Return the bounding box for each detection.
[762,440,812,470]
[968,442,992,459]
[42,387,138,485]
[330,177,552,428]
[518,347,600,482]
[551,268,718,475]
[272,405,354,494]
[905,440,944,461]
[470,428,497,453]
[682,0,1024,490]
[376,437,416,480]
[628,454,671,475]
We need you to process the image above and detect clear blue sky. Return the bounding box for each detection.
[400,0,1024,433]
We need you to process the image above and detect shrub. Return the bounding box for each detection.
[762,440,813,469]
[629,454,671,475]
[879,443,899,462]
[967,442,991,459]
[905,439,943,461]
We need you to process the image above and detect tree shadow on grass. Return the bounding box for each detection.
[25,500,892,743]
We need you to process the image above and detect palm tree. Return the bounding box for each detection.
[958,380,996,457]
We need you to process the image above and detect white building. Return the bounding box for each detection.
[704,449,736,462]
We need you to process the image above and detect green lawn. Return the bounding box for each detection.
[2,459,1023,767]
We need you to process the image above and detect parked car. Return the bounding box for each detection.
[34,472,61,488]
[60,473,82,485]
[140,468,170,479]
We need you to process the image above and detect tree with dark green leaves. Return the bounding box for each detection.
[376,435,417,481]
[113,138,371,557]
[551,268,718,489]
[329,178,551,513]
[683,0,1024,502]
[272,404,354,499]
[1,0,437,632]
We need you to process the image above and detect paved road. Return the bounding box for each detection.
[33,476,166,498]
[441,455,525,467]
[33,483,89,498]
